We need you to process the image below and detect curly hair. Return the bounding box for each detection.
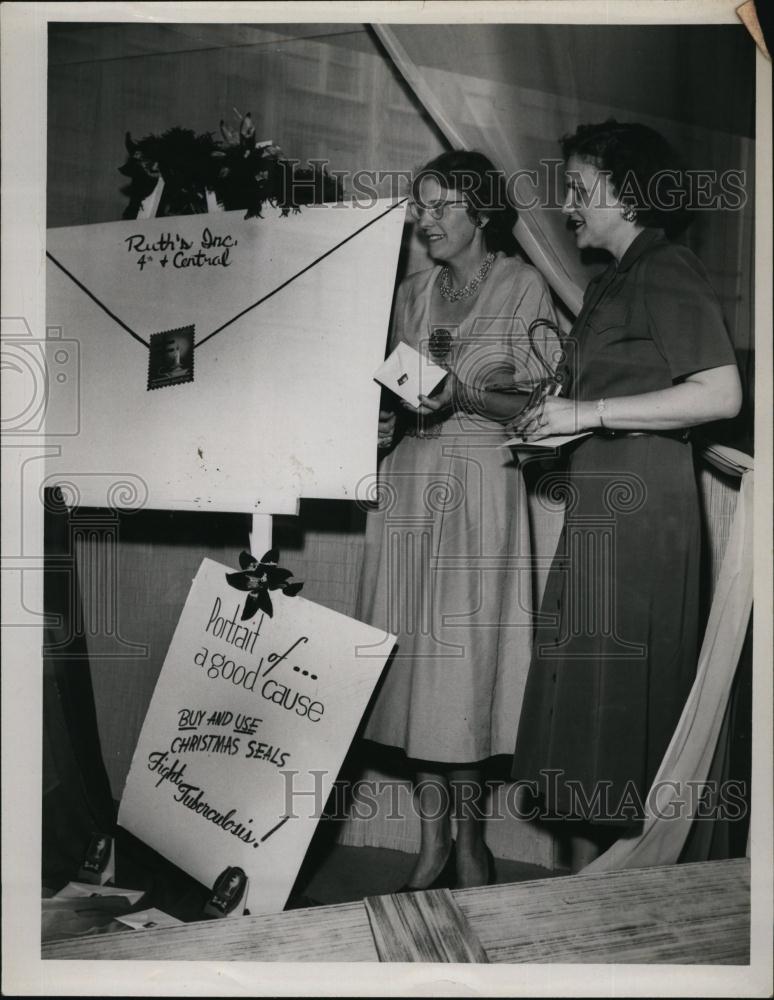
[560,120,691,235]
[411,150,519,254]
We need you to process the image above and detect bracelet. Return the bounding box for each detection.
[596,398,608,428]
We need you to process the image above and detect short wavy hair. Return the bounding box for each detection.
[411,150,519,254]
[560,120,691,235]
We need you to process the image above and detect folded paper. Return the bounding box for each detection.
[373,340,448,405]
[114,908,184,930]
[53,883,146,906]
[505,431,592,451]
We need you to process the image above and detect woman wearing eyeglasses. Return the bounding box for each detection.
[356,150,560,891]
[510,121,742,871]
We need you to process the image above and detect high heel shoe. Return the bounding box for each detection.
[397,840,456,893]
[452,843,496,889]
[484,843,496,886]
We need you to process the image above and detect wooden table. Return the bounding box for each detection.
[41,858,750,964]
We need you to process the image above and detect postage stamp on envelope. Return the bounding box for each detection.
[147,325,195,391]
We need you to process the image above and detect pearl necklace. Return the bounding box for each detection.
[439,252,496,302]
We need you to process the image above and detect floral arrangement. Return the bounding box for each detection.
[225,549,303,620]
[119,111,342,220]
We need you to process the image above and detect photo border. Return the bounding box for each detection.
[2,2,771,996]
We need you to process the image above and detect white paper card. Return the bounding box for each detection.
[505,431,593,451]
[373,340,448,404]
[115,908,183,930]
[118,558,394,915]
[53,883,146,905]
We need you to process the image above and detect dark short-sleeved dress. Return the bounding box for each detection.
[511,228,738,824]
[357,255,559,763]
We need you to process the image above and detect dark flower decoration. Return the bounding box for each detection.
[119,127,219,219]
[225,549,303,620]
[119,112,343,221]
[429,327,453,366]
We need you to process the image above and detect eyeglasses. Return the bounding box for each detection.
[407,199,468,221]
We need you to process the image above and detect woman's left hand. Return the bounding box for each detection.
[401,371,456,416]
[511,395,590,439]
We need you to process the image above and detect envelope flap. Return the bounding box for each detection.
[46,202,402,343]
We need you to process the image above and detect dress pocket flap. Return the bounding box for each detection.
[589,302,630,334]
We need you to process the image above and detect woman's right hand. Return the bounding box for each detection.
[378,409,396,449]
[511,395,587,439]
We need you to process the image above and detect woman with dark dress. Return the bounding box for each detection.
[511,121,742,872]
[357,151,559,890]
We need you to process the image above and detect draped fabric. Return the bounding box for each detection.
[586,451,753,871]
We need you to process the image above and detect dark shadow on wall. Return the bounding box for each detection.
[42,488,116,888]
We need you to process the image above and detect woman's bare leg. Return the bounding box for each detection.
[569,824,618,873]
[449,766,490,888]
[405,769,452,888]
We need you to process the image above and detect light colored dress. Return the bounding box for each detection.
[357,254,559,763]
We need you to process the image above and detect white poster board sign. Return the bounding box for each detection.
[45,200,405,512]
[118,557,395,914]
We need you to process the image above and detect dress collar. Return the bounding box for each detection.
[615,227,667,273]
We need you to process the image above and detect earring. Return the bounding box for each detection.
[621,206,637,223]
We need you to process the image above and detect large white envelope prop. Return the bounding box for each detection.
[118,558,395,914]
[45,201,406,512]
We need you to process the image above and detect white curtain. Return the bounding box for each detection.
[588,449,753,871]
